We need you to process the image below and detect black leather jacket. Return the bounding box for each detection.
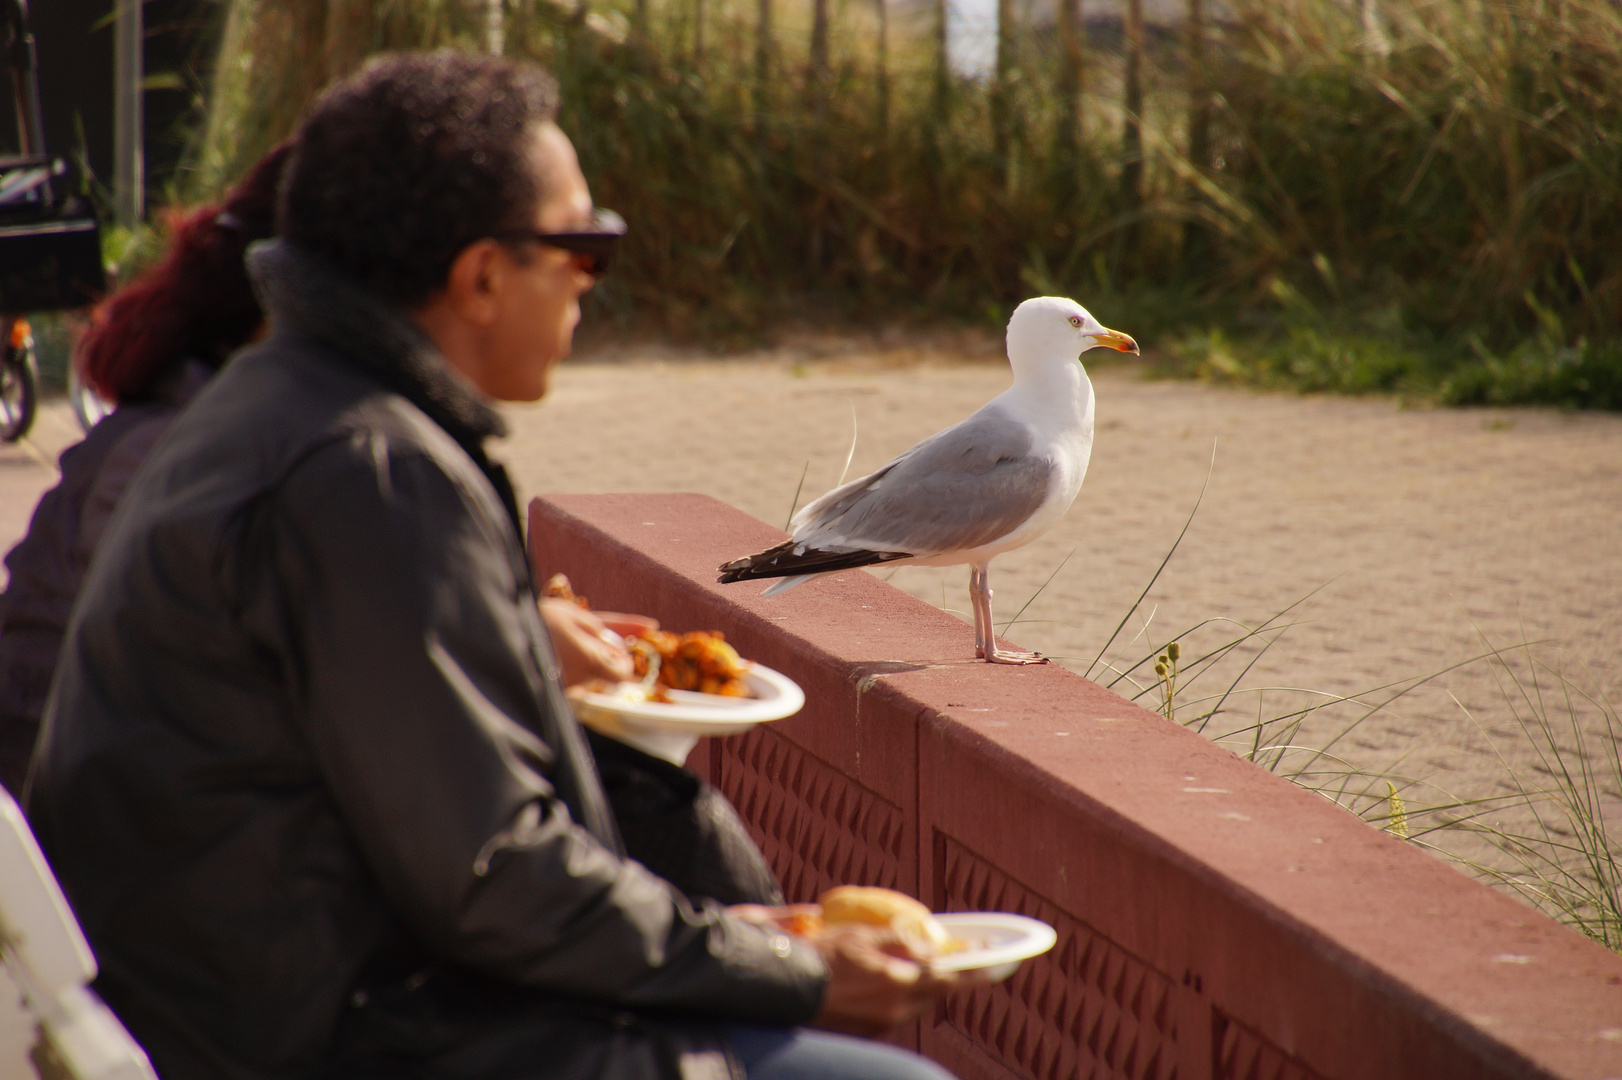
[29,241,825,1080]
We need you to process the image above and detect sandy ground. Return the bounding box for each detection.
[2,346,1619,1070]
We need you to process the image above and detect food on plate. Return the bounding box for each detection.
[782,886,964,959]
[629,629,752,697]
[821,886,957,956]
[543,572,592,609]
[544,573,754,699]
[779,908,826,938]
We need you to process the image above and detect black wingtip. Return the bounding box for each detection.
[717,541,795,584]
[716,542,914,584]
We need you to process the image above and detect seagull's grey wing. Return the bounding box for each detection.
[794,407,1053,555]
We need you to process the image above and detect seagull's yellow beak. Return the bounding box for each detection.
[1090,328,1139,354]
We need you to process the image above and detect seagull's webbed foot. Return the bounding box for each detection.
[984,645,1049,665]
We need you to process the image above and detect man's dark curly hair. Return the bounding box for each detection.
[279,50,560,308]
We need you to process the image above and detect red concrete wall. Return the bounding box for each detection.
[529,492,1622,1080]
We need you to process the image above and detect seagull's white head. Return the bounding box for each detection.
[1006,296,1138,380]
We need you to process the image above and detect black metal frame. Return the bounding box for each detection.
[1,0,105,314]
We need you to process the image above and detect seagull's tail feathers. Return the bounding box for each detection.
[717,540,912,589]
[761,575,816,598]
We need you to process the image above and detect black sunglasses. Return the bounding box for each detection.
[496,208,627,277]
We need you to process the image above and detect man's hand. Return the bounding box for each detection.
[539,599,658,688]
[725,903,988,1036]
[809,925,986,1037]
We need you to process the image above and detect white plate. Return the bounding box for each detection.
[931,913,1058,982]
[569,662,805,764]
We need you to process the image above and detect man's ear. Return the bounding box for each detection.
[442,239,506,326]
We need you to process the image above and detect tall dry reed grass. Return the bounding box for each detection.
[180,0,1622,405]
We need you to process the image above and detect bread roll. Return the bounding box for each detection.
[818,886,952,956]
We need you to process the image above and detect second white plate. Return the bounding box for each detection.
[931,912,1058,982]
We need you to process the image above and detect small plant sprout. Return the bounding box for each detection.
[1156,642,1181,723]
[1384,781,1410,840]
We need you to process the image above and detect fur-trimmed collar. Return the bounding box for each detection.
[246,240,506,445]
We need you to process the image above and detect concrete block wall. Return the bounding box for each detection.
[530,492,1622,1080]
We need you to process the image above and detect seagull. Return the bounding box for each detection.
[717,296,1137,663]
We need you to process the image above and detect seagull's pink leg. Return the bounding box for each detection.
[969,564,991,657]
[970,562,1047,665]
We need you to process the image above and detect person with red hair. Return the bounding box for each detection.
[0,144,291,796]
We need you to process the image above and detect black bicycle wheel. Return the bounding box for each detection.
[1,337,40,443]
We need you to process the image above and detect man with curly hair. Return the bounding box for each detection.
[29,50,969,1080]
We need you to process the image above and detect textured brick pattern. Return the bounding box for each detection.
[937,833,1181,1080]
[1215,1012,1330,1080]
[714,726,906,902]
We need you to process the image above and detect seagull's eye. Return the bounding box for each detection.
[1068,316,1083,328]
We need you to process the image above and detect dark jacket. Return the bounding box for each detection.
[29,241,826,1080]
[0,361,212,796]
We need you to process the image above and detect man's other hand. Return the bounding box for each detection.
[809,925,987,1037]
[539,599,658,687]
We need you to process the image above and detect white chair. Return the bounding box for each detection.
[0,787,156,1080]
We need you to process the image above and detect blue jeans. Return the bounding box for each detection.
[726,1026,957,1080]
